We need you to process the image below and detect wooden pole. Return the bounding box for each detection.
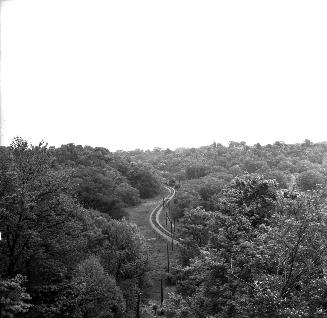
[160,279,163,306]
[170,221,174,250]
[136,293,141,318]
[174,218,176,232]
[166,243,170,273]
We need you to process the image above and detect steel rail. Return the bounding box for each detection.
[149,186,181,246]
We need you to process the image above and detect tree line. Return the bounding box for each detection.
[124,140,327,220]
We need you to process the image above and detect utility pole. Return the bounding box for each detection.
[160,279,163,306]
[136,292,141,318]
[166,243,170,273]
[170,221,174,250]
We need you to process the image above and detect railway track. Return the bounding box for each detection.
[149,186,181,246]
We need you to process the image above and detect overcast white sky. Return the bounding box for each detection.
[1,0,327,151]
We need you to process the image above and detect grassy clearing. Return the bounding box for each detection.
[124,191,180,304]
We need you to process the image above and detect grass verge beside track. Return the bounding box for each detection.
[124,190,179,304]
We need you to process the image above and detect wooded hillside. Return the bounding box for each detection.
[2,138,327,317]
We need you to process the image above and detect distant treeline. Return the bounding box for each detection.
[124,140,327,218]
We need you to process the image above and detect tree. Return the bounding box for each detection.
[178,208,212,264]
[74,166,130,219]
[72,256,125,318]
[295,160,315,173]
[185,166,208,180]
[0,138,80,276]
[165,178,327,317]
[266,170,289,189]
[277,160,296,173]
[215,174,278,227]
[170,190,201,219]
[86,218,150,315]
[114,182,140,206]
[296,169,324,191]
[0,274,31,317]
[127,164,161,198]
[243,159,269,174]
[229,165,243,177]
[0,138,89,316]
[52,143,162,216]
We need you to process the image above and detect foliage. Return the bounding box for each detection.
[127,164,162,199]
[266,170,289,189]
[178,208,212,264]
[164,175,327,317]
[0,138,152,317]
[122,140,327,200]
[185,166,208,180]
[72,256,125,318]
[170,189,200,219]
[74,166,129,219]
[0,274,31,316]
[98,219,149,282]
[296,169,325,191]
[80,213,150,317]
[4,137,327,317]
[52,143,161,219]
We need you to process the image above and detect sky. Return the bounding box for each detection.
[1,0,327,151]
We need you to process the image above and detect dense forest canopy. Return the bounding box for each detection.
[163,176,327,317]
[2,138,327,317]
[124,140,327,219]
[52,143,162,219]
[0,138,160,317]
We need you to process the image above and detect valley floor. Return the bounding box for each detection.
[125,190,179,305]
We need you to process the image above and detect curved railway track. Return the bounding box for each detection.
[149,186,181,246]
